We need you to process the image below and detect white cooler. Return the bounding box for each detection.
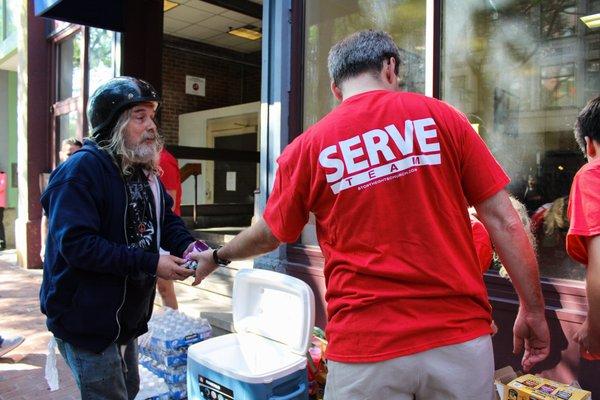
[187,268,315,400]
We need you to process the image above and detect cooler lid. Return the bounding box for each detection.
[233,269,315,355]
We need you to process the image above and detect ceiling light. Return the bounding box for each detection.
[581,13,600,29]
[228,26,262,41]
[164,0,179,12]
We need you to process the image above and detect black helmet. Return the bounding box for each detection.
[87,76,160,142]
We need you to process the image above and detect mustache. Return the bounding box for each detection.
[140,132,157,142]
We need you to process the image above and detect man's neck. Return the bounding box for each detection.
[341,75,394,101]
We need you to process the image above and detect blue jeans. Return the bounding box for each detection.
[55,338,140,400]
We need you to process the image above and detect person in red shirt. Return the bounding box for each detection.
[566,97,600,359]
[157,148,183,309]
[0,170,7,250]
[470,212,494,273]
[470,211,501,336]
[188,30,550,399]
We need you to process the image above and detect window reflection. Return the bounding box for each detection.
[58,33,82,101]
[541,64,575,108]
[58,111,78,145]
[301,0,427,246]
[441,0,592,281]
[542,2,577,39]
[303,0,426,130]
[88,28,118,97]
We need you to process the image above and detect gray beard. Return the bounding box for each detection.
[129,142,157,164]
[120,137,161,167]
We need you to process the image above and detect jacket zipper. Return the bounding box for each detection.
[160,175,165,249]
[112,181,129,344]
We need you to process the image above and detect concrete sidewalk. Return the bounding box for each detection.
[0,250,79,400]
[0,249,234,400]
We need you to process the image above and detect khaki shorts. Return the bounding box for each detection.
[324,335,494,400]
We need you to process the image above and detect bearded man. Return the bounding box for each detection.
[40,77,196,400]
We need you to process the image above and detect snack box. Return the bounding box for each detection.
[504,374,591,400]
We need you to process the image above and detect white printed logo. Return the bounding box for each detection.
[318,117,441,194]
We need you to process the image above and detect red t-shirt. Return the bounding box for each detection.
[471,215,493,273]
[159,149,182,216]
[263,90,510,362]
[566,159,600,265]
[566,159,600,360]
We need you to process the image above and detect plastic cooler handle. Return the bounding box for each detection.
[268,383,306,400]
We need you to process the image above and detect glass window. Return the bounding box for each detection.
[441,1,594,281]
[58,32,82,101]
[0,0,16,41]
[542,2,577,39]
[300,0,427,246]
[88,28,119,97]
[58,111,78,145]
[0,2,4,40]
[303,0,426,130]
[541,63,575,108]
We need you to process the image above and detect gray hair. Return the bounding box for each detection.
[98,108,163,176]
[327,30,401,87]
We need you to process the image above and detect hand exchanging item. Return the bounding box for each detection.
[156,254,195,280]
[188,249,219,286]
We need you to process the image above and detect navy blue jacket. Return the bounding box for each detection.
[40,140,194,353]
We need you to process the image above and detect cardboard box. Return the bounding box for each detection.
[495,366,519,400]
[504,374,591,400]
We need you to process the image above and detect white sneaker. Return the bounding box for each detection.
[0,336,25,357]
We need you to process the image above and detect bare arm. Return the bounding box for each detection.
[475,189,550,371]
[40,214,48,261]
[190,218,281,285]
[574,235,600,354]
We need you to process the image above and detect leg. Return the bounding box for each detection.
[0,207,5,249]
[415,335,495,400]
[156,277,178,309]
[123,339,140,400]
[324,358,418,400]
[55,338,129,400]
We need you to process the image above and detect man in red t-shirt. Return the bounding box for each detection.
[566,97,600,359]
[0,170,7,250]
[188,30,550,399]
[157,148,183,309]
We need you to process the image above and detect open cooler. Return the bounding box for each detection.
[187,268,315,400]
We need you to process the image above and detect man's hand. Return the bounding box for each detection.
[574,318,600,355]
[189,249,218,286]
[156,254,195,280]
[513,308,551,372]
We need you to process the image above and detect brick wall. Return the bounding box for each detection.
[160,35,261,145]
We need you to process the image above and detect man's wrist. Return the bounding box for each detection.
[212,247,231,267]
[519,302,546,317]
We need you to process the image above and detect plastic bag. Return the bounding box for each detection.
[44,337,60,391]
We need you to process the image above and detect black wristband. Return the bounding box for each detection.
[212,247,231,266]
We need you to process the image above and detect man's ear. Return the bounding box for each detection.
[585,136,597,159]
[330,81,343,101]
[382,57,397,86]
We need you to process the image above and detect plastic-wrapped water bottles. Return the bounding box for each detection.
[134,365,170,400]
[145,308,212,350]
[140,355,187,383]
[139,308,213,399]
